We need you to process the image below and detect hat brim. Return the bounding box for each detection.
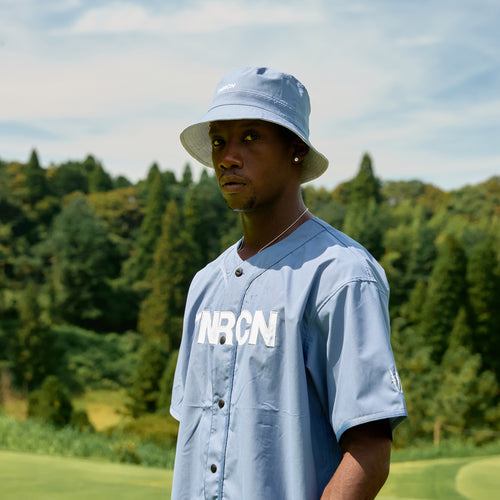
[180,104,328,184]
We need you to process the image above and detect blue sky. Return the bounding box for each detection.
[1,0,499,190]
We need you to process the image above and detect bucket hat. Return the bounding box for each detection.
[180,67,329,183]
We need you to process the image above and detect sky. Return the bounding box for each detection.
[1,0,499,191]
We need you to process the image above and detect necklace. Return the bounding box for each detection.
[246,207,309,255]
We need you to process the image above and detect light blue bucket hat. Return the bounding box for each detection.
[180,67,329,183]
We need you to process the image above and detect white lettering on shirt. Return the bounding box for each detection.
[196,310,278,347]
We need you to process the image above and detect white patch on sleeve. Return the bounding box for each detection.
[389,367,403,392]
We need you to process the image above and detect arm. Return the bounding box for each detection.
[321,420,392,500]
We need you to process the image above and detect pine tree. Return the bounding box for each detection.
[342,154,385,259]
[431,323,500,442]
[343,197,385,260]
[419,236,467,362]
[349,153,382,206]
[390,280,437,444]
[157,350,179,412]
[88,162,113,193]
[24,149,48,205]
[124,168,167,284]
[138,200,198,348]
[184,171,228,267]
[466,238,500,376]
[10,282,52,391]
[127,338,169,417]
[46,195,121,330]
[181,163,193,188]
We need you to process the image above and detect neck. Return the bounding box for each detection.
[238,202,312,260]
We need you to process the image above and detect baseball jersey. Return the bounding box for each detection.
[170,217,407,500]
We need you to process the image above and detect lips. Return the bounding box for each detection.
[219,175,247,191]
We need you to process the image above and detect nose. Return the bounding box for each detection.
[214,139,243,171]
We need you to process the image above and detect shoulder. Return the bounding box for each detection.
[302,218,389,293]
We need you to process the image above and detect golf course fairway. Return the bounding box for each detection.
[1,449,499,499]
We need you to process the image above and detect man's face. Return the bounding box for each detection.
[209,119,298,212]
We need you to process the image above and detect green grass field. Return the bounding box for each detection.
[379,454,500,500]
[1,450,499,499]
[0,450,172,499]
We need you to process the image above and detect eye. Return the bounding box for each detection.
[211,136,224,148]
[243,131,259,142]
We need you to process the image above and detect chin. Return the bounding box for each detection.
[225,197,257,212]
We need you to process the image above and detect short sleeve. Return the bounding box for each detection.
[306,279,407,441]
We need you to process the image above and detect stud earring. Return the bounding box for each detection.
[293,157,300,163]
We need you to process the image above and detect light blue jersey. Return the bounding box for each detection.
[170,217,407,500]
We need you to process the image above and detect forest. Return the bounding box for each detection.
[1,149,499,451]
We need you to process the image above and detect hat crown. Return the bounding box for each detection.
[210,67,311,139]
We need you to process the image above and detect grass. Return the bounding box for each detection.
[0,450,172,500]
[379,454,500,500]
[2,450,500,499]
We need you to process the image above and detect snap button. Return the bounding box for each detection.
[218,399,225,409]
[219,336,226,345]
[235,268,243,277]
[211,464,217,473]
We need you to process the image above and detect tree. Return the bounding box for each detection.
[181,163,193,188]
[127,338,169,417]
[390,281,438,444]
[342,154,385,259]
[28,375,73,427]
[157,349,179,412]
[45,195,121,330]
[9,282,53,391]
[138,200,197,348]
[430,338,499,442]
[124,167,167,284]
[183,171,228,267]
[348,153,382,206]
[48,162,89,196]
[24,149,48,205]
[466,237,500,375]
[343,197,386,260]
[88,162,113,193]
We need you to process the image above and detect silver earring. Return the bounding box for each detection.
[294,157,300,163]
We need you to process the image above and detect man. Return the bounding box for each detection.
[170,67,407,499]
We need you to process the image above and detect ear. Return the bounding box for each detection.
[291,139,310,165]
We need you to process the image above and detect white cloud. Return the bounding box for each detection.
[66,1,322,36]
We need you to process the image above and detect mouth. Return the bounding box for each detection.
[220,176,247,191]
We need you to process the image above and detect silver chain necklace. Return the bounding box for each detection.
[245,207,309,255]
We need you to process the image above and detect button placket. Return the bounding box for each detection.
[206,259,253,498]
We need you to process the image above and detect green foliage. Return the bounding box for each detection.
[9,284,52,391]
[348,152,382,205]
[419,236,468,361]
[158,350,179,412]
[466,237,500,374]
[44,195,121,330]
[126,338,169,417]
[48,161,89,196]
[2,148,500,450]
[0,414,176,468]
[138,199,197,345]
[124,166,168,285]
[108,412,179,449]
[24,149,48,205]
[28,375,73,428]
[70,409,95,433]
[50,325,141,392]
